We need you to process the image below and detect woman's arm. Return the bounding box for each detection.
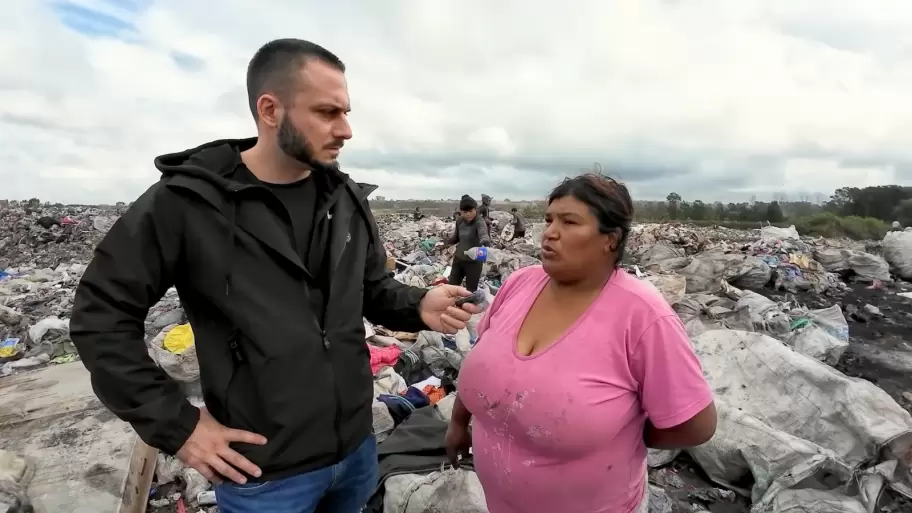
[451,393,473,428]
[643,401,716,449]
[632,315,717,449]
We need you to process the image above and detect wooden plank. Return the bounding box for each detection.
[0,362,155,513]
[119,438,157,513]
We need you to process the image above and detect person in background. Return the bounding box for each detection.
[70,39,481,513]
[446,174,716,513]
[509,207,526,240]
[446,195,491,292]
[478,194,493,232]
[413,206,423,221]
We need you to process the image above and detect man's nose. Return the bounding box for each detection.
[334,117,353,140]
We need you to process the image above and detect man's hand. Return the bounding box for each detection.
[419,285,483,334]
[176,407,268,485]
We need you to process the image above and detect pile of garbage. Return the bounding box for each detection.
[4,205,912,512]
[0,203,122,375]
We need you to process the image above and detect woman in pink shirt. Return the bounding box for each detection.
[446,174,717,513]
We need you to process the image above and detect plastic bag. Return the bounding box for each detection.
[147,324,200,383]
[761,225,800,242]
[883,230,912,279]
[644,274,687,306]
[383,468,487,513]
[163,324,194,354]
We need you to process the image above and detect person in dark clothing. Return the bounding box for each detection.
[445,195,490,292]
[69,39,481,513]
[413,207,423,221]
[477,194,493,232]
[510,207,526,240]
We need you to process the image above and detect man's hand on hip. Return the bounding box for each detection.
[419,285,484,334]
[176,407,268,485]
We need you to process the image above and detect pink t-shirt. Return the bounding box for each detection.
[458,266,713,513]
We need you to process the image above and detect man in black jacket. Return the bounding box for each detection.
[70,39,480,513]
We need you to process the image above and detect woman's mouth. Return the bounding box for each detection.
[541,243,558,259]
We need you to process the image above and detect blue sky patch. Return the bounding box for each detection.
[170,51,206,72]
[49,0,151,39]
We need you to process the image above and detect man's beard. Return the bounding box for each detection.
[277,116,341,174]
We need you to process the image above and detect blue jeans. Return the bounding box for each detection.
[215,435,378,513]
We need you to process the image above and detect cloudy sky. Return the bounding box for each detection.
[3,0,912,204]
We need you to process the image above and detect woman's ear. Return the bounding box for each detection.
[605,232,619,254]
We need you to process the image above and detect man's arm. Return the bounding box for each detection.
[70,182,200,455]
[362,202,429,332]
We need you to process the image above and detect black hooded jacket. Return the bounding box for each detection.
[70,138,429,481]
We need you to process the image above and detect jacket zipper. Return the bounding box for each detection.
[321,326,343,461]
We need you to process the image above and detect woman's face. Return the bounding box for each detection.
[461,208,477,222]
[540,196,617,282]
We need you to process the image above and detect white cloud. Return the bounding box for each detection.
[3,0,912,204]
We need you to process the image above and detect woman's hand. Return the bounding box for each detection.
[445,420,472,469]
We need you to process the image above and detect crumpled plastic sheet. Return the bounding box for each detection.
[0,449,34,513]
[679,252,773,294]
[813,248,891,283]
[688,330,912,512]
[882,229,912,280]
[383,468,488,513]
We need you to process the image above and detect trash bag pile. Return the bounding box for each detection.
[5,205,912,512]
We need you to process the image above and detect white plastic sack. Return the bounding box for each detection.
[383,468,488,513]
[674,295,754,337]
[761,225,800,242]
[639,241,685,266]
[692,330,912,502]
[30,316,69,345]
[735,291,791,336]
[787,305,850,365]
[688,401,856,510]
[679,253,772,293]
[644,274,687,306]
[813,248,892,283]
[92,215,118,233]
[372,401,395,443]
[883,231,912,279]
[147,324,200,383]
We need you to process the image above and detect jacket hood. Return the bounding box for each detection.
[153,137,378,200]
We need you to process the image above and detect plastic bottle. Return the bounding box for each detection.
[464,246,488,262]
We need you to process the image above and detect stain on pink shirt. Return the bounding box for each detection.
[458,266,713,513]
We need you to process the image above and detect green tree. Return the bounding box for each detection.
[713,201,726,220]
[894,198,912,227]
[766,201,785,223]
[666,192,682,220]
[690,200,708,220]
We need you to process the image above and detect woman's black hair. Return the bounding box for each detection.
[459,195,478,211]
[547,173,634,266]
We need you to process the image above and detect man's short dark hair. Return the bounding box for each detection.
[246,39,346,119]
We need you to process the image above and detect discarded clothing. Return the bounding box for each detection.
[369,344,402,374]
[365,406,474,513]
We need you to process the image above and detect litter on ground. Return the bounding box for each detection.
[2,201,912,512]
